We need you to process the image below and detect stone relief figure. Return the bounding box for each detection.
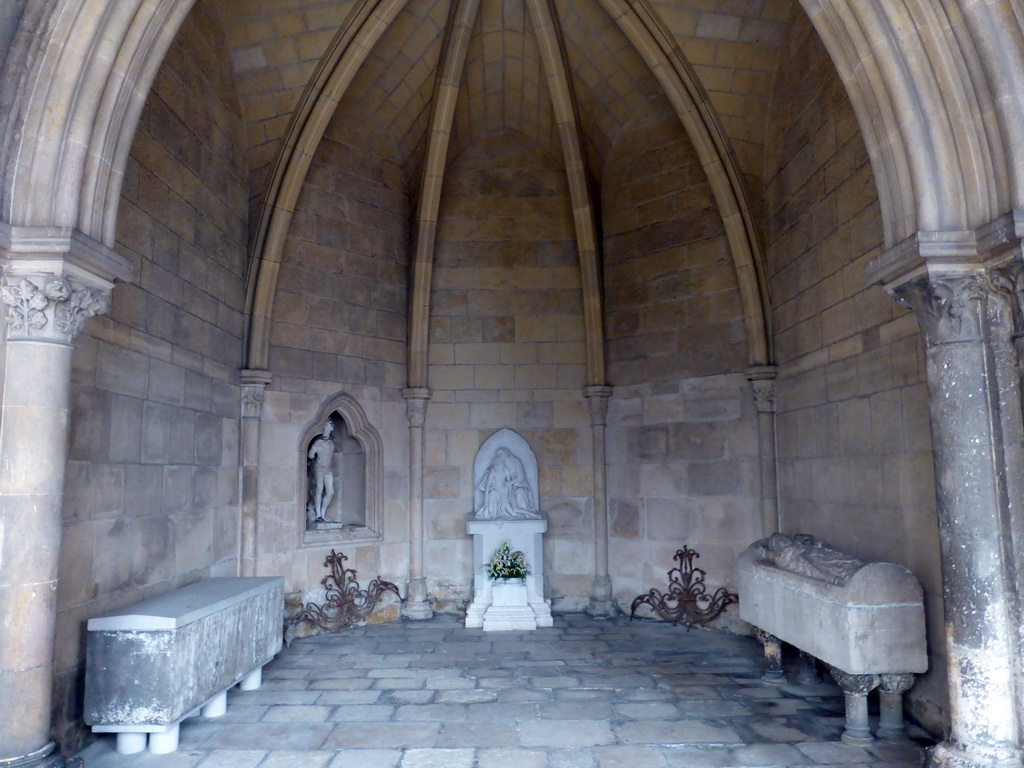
[307,420,339,524]
[475,447,541,520]
[760,532,865,586]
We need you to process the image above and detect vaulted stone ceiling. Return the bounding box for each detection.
[213,0,796,375]
[211,0,794,209]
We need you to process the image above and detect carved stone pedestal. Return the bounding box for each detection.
[482,580,536,631]
[465,519,552,630]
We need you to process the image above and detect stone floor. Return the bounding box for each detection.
[75,615,932,768]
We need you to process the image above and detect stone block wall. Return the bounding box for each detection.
[764,11,945,732]
[426,134,593,610]
[602,103,759,606]
[261,100,412,594]
[57,4,249,750]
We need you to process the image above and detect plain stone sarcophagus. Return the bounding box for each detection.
[738,535,926,744]
[85,577,283,754]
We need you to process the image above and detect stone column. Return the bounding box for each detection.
[585,385,614,617]
[402,387,432,619]
[238,369,271,578]
[830,669,880,746]
[0,225,130,768]
[877,673,916,744]
[747,366,779,537]
[753,628,785,685]
[871,227,1023,768]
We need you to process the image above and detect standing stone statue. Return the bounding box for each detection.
[475,447,540,520]
[307,420,338,524]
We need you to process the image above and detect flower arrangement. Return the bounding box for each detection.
[485,541,531,581]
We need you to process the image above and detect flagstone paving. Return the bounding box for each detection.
[75,615,931,767]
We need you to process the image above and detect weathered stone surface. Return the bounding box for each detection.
[738,538,926,675]
[84,578,283,728]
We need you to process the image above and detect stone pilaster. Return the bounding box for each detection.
[585,385,614,618]
[869,222,1024,768]
[239,369,271,578]
[0,224,131,767]
[402,388,432,620]
[747,365,778,537]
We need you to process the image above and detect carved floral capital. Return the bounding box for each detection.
[830,668,880,696]
[879,672,916,695]
[890,274,987,345]
[241,388,265,419]
[584,385,612,426]
[752,379,777,412]
[403,387,430,428]
[0,274,109,343]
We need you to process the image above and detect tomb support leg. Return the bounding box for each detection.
[147,726,179,755]
[239,667,262,691]
[831,669,879,746]
[114,733,147,755]
[796,650,821,684]
[202,690,228,718]
[878,673,915,744]
[753,628,785,685]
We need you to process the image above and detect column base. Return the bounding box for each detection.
[586,598,616,618]
[587,575,616,618]
[0,742,82,768]
[402,578,433,621]
[928,741,1023,768]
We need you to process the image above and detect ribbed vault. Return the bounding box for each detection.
[244,0,775,379]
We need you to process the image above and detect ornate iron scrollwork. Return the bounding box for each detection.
[630,545,738,626]
[288,550,401,639]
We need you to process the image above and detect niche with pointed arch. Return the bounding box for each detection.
[301,394,383,545]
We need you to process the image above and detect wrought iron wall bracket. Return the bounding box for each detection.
[630,545,738,626]
[287,550,402,642]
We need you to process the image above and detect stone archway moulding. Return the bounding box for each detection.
[245,0,775,372]
[407,0,482,389]
[244,0,411,372]
[0,0,199,244]
[798,0,1024,248]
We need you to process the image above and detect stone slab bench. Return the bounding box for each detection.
[738,535,926,745]
[84,577,283,755]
